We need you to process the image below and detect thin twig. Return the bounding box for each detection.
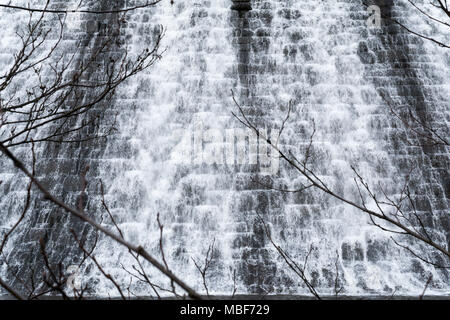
[0,143,202,300]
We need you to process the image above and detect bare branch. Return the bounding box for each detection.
[0,1,163,15]
[231,95,450,259]
[0,276,24,300]
[256,214,321,299]
[0,143,203,300]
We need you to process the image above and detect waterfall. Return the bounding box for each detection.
[0,0,448,297]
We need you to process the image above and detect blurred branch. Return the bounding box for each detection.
[0,276,24,300]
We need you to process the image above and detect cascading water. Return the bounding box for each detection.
[0,0,448,297]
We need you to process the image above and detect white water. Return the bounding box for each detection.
[92,0,449,296]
